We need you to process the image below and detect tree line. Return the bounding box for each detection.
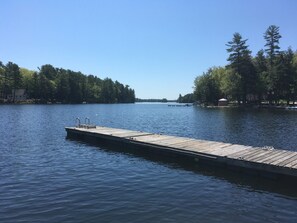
[194,25,297,106]
[135,98,176,103]
[177,93,195,103]
[0,62,135,103]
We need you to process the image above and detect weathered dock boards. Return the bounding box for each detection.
[65,126,297,179]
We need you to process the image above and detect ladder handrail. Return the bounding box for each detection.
[76,117,81,127]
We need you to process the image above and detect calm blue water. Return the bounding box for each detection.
[1,103,297,222]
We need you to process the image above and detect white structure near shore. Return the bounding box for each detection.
[218,98,228,106]
[7,89,27,102]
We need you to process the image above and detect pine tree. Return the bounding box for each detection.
[264,25,282,66]
[226,33,255,104]
[5,62,22,102]
[264,25,282,104]
[276,48,295,104]
[253,50,268,102]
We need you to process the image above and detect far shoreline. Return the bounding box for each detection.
[1,101,297,111]
[202,103,297,111]
[0,100,136,105]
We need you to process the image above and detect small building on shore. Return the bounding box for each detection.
[7,89,27,102]
[218,98,228,106]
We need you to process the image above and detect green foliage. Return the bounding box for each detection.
[275,48,296,103]
[135,98,174,103]
[193,25,297,106]
[40,64,57,81]
[177,93,195,103]
[194,67,243,104]
[56,70,70,102]
[194,67,222,105]
[253,50,268,99]
[264,25,281,65]
[0,61,135,104]
[0,62,6,98]
[20,68,34,95]
[293,53,297,103]
[220,69,242,101]
[263,25,283,104]
[226,33,250,72]
[226,33,256,103]
[4,62,22,102]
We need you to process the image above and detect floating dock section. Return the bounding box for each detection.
[65,126,297,180]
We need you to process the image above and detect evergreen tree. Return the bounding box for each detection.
[177,94,182,103]
[276,48,295,104]
[264,25,282,104]
[177,93,195,103]
[5,62,22,102]
[264,25,282,66]
[0,61,7,99]
[226,33,256,104]
[40,64,57,81]
[254,50,268,102]
[68,71,83,103]
[39,73,51,102]
[101,78,115,103]
[31,72,40,100]
[56,70,70,102]
[293,52,297,104]
[0,61,135,104]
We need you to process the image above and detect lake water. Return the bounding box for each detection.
[1,103,297,222]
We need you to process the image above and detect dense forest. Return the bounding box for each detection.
[194,25,297,106]
[0,62,135,104]
[135,98,176,103]
[177,93,195,103]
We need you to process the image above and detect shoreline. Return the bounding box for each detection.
[203,104,297,110]
[0,100,135,105]
[1,101,297,110]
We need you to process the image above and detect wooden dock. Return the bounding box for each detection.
[65,126,297,180]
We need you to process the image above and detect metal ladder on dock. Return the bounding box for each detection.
[76,117,96,129]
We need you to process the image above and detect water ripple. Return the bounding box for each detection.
[1,104,297,222]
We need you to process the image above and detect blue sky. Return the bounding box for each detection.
[1,0,297,99]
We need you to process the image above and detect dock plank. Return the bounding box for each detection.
[260,151,292,164]
[269,152,297,166]
[94,129,135,135]
[185,142,247,157]
[240,149,269,160]
[250,150,280,163]
[65,126,297,179]
[291,163,297,169]
[116,132,152,138]
[243,150,278,163]
[133,135,176,143]
[233,149,264,161]
[172,141,217,153]
[226,146,258,159]
[155,137,194,146]
[284,158,297,168]
[253,149,283,163]
[206,145,247,157]
[276,153,297,167]
[187,141,225,152]
[169,139,201,148]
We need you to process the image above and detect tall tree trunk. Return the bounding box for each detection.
[13,89,16,103]
[268,91,273,105]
